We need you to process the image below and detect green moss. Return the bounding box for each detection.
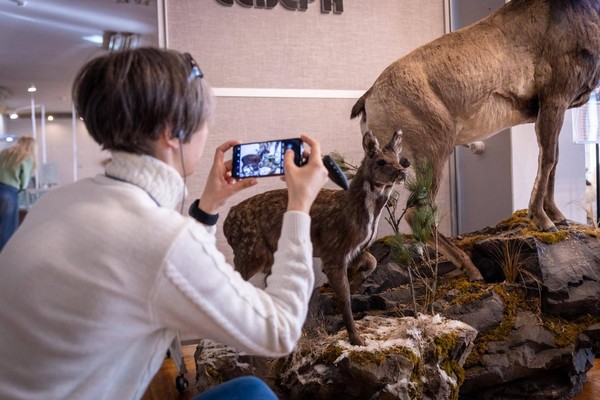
[554,222,600,239]
[348,350,386,366]
[434,333,464,400]
[204,364,223,383]
[497,209,533,229]
[436,276,487,303]
[542,314,600,348]
[484,210,542,237]
[394,346,423,383]
[581,228,600,239]
[522,230,569,244]
[318,343,344,365]
[455,234,491,251]
[435,332,459,360]
[347,345,422,372]
[449,285,488,305]
[465,285,522,366]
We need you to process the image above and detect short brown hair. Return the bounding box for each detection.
[72,47,214,154]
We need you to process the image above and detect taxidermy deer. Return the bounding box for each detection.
[242,145,270,174]
[351,0,600,281]
[224,131,409,346]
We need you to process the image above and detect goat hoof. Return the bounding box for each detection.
[349,336,366,347]
[541,225,558,233]
[555,219,569,227]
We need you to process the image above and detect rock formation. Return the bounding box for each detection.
[194,211,600,399]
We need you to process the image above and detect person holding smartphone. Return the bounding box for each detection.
[0,47,328,400]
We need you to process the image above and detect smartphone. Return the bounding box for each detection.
[231,138,304,179]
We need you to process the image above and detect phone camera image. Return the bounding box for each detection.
[232,138,303,179]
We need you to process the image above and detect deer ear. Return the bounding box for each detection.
[388,130,403,154]
[362,131,379,155]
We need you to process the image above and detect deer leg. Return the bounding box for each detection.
[434,229,483,281]
[348,251,377,295]
[324,265,365,346]
[543,144,568,226]
[529,102,567,232]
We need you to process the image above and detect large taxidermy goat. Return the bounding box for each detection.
[351,0,600,278]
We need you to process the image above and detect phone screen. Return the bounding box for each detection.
[232,138,303,179]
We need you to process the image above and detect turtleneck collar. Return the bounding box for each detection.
[104,151,185,210]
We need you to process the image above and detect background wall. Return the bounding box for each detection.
[511,112,588,224]
[166,0,451,264]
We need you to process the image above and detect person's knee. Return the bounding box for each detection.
[193,375,278,400]
[233,376,278,399]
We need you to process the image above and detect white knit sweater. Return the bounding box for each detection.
[0,151,314,400]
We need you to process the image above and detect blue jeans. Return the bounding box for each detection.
[0,183,19,251]
[193,376,278,400]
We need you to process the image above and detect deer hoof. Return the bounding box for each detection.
[540,225,559,233]
[349,335,366,347]
[468,276,485,283]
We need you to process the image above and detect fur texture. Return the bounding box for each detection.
[224,131,408,346]
[351,0,600,277]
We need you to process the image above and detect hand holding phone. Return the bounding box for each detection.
[198,140,258,215]
[283,134,329,213]
[231,138,304,179]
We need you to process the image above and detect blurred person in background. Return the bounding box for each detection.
[0,136,36,251]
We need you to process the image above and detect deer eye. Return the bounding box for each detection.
[376,159,386,167]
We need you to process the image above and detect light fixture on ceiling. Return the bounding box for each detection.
[47,115,54,121]
[9,112,18,120]
[114,0,151,5]
[83,35,104,46]
[102,31,140,52]
[1,134,16,143]
[28,83,36,93]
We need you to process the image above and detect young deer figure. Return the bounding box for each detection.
[224,131,409,346]
[351,0,600,281]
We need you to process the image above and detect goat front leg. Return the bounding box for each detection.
[348,251,377,295]
[529,101,567,232]
[324,265,365,346]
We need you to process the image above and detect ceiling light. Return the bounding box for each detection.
[28,84,36,93]
[102,31,140,52]
[9,112,18,119]
[5,136,14,142]
[47,115,54,121]
[83,35,104,45]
